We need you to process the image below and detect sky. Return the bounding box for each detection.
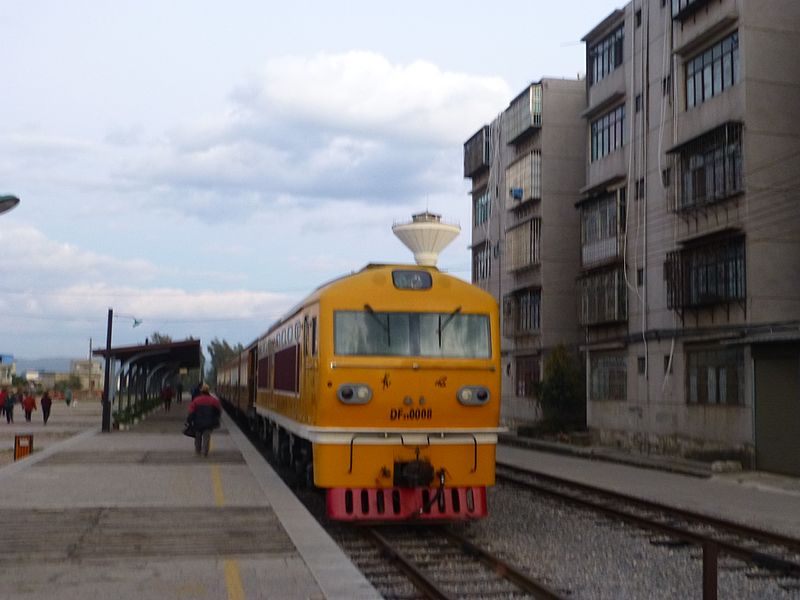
[1,0,623,361]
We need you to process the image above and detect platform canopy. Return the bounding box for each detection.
[93,339,202,372]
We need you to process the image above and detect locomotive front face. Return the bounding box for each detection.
[311,269,501,491]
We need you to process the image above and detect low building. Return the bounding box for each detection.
[0,354,14,387]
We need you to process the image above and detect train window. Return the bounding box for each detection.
[311,317,317,356]
[334,310,490,358]
[392,270,432,290]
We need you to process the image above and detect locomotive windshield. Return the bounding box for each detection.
[334,310,491,358]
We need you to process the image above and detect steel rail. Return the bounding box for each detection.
[498,461,800,554]
[497,464,800,600]
[440,528,568,600]
[365,527,456,600]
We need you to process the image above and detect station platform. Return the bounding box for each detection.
[0,401,380,600]
[498,437,800,539]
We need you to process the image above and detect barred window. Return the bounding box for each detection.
[580,188,626,266]
[472,243,491,282]
[506,150,541,207]
[503,288,541,337]
[672,0,712,20]
[591,105,625,161]
[686,32,739,109]
[590,353,627,401]
[473,190,491,226]
[578,267,628,325]
[665,234,745,309]
[672,122,743,211]
[515,355,540,398]
[686,347,744,405]
[506,218,541,272]
[588,25,624,85]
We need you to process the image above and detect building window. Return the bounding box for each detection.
[672,0,712,21]
[661,167,671,187]
[579,266,628,325]
[635,93,642,113]
[590,352,627,401]
[663,74,672,97]
[473,190,491,226]
[506,218,541,272]
[506,150,541,207]
[580,187,626,266]
[589,24,624,85]
[686,347,744,405]
[472,243,491,282]
[591,105,625,161]
[686,32,739,109]
[635,178,645,200]
[664,355,673,374]
[665,234,746,310]
[503,288,541,337]
[637,356,646,374]
[671,122,743,211]
[635,9,642,27]
[515,355,540,398]
[637,268,644,287]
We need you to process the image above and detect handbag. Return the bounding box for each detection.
[182,420,196,437]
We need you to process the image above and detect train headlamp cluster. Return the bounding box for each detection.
[337,383,373,404]
[457,386,490,406]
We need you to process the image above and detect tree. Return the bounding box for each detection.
[206,338,244,385]
[150,332,173,345]
[538,345,585,431]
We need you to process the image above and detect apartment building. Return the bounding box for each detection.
[581,0,800,474]
[464,79,586,425]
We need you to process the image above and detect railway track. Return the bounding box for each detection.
[496,461,800,599]
[333,524,568,600]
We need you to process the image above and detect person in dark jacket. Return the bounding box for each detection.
[187,383,221,457]
[40,390,53,425]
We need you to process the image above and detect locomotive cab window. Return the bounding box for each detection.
[392,270,432,290]
[334,310,491,358]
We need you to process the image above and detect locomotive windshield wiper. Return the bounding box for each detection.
[437,306,462,346]
[364,303,391,346]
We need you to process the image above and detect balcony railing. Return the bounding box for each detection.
[506,151,541,209]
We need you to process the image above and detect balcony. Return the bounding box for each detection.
[503,288,541,338]
[505,84,542,145]
[464,125,490,178]
[506,219,541,273]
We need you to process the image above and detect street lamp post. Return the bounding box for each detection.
[102,309,113,432]
[100,309,142,432]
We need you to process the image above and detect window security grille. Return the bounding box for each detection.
[506,218,542,272]
[578,266,628,325]
[503,288,541,338]
[664,234,745,310]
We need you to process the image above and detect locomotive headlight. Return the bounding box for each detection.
[338,383,373,404]
[457,386,490,406]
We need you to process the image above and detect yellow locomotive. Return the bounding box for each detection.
[218,252,501,522]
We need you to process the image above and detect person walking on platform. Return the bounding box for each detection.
[5,388,18,423]
[22,391,37,422]
[0,386,7,420]
[161,384,174,412]
[186,383,221,457]
[40,390,53,425]
[176,382,183,404]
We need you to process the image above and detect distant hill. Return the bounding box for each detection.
[14,357,74,375]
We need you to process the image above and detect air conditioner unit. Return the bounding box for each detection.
[510,187,524,201]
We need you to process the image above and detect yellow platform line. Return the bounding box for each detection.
[211,464,245,600]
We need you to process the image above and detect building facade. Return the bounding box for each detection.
[464,79,586,425]
[581,0,800,474]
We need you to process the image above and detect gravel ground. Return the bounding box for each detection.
[460,483,800,600]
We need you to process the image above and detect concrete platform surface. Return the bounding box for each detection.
[0,401,380,600]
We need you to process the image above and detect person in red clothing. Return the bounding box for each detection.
[186,383,221,457]
[22,391,37,422]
